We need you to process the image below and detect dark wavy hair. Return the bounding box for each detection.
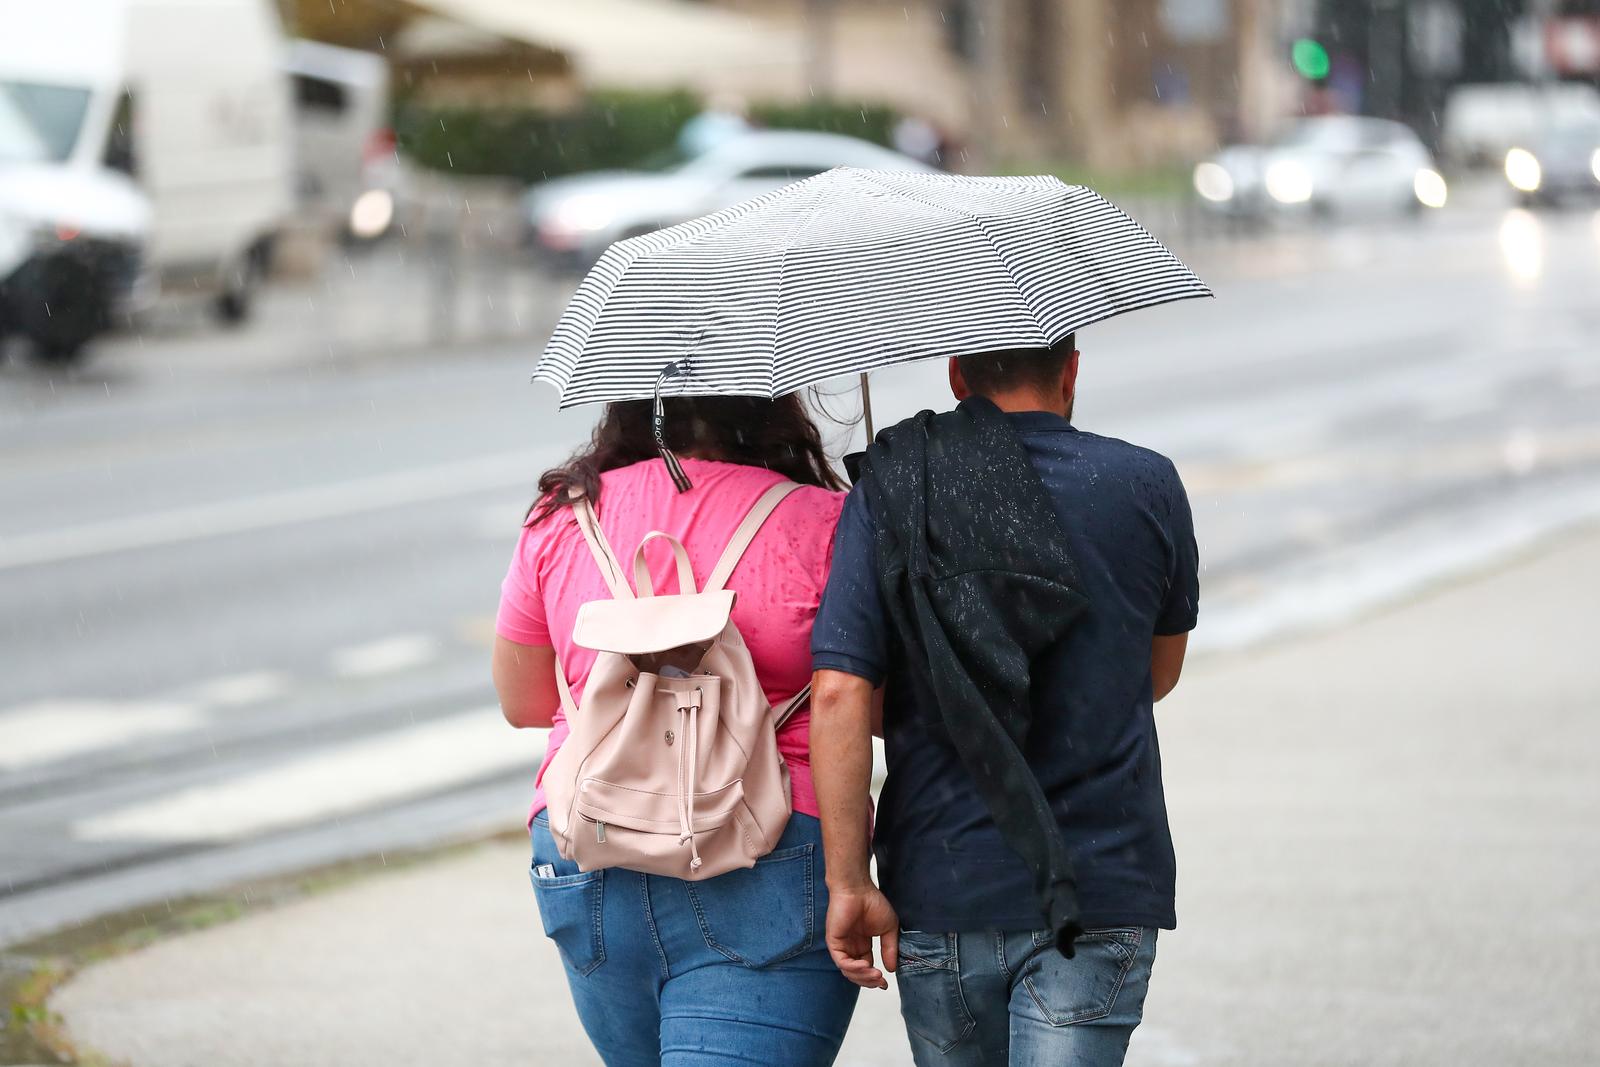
[527,394,846,525]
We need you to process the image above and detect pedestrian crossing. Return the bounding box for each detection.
[0,700,203,771]
[330,634,441,679]
[0,625,535,868]
[73,709,544,843]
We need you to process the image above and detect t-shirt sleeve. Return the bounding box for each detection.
[802,487,847,603]
[496,521,552,647]
[1155,462,1200,636]
[811,483,889,685]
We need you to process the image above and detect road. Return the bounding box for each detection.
[3,192,1599,945]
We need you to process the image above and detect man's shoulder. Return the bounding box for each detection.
[1067,429,1182,482]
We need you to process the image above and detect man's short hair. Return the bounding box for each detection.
[956,333,1075,398]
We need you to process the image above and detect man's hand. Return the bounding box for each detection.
[826,884,900,990]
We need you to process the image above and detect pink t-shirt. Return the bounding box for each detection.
[496,457,846,825]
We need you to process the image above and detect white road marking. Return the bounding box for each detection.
[0,701,202,771]
[330,635,440,678]
[0,448,552,572]
[74,711,546,842]
[190,671,290,707]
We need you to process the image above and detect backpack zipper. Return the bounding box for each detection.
[595,820,607,844]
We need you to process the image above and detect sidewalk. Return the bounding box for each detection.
[47,528,1600,1066]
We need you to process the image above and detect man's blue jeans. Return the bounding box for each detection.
[894,926,1158,1067]
[530,812,858,1066]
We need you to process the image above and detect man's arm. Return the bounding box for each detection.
[811,668,899,989]
[1152,457,1199,703]
[1151,632,1188,702]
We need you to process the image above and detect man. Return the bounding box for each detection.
[810,334,1198,1066]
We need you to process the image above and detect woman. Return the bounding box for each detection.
[492,394,855,1067]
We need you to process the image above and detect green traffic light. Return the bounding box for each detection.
[1292,38,1331,80]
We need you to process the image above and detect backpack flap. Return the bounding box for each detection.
[571,590,736,657]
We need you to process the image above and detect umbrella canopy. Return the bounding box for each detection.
[534,168,1210,409]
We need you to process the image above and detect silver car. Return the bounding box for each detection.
[1194,116,1448,221]
[1503,120,1600,207]
[525,130,934,268]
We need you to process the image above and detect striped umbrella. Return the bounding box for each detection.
[534,167,1211,419]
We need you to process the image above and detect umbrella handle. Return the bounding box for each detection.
[860,372,875,443]
[654,360,695,493]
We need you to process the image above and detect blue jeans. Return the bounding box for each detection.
[529,812,858,1066]
[894,926,1158,1067]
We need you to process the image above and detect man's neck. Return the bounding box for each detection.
[977,390,1069,418]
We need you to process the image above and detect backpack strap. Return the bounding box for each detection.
[570,493,633,601]
[703,481,803,594]
[774,681,810,729]
[554,657,578,718]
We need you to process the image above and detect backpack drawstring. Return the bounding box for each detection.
[674,689,704,873]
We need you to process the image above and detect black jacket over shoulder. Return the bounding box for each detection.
[858,396,1090,956]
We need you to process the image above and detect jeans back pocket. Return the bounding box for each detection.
[895,930,976,1054]
[1022,926,1142,1026]
[685,841,814,967]
[531,865,606,977]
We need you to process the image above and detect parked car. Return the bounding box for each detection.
[1441,82,1600,168]
[1502,119,1600,207]
[0,0,291,361]
[525,130,935,268]
[1193,117,1447,222]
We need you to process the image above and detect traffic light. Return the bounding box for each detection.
[1292,38,1332,80]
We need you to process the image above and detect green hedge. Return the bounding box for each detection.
[747,100,898,149]
[394,90,699,182]
[395,90,900,183]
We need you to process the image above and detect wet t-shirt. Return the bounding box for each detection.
[812,412,1198,932]
[498,458,845,826]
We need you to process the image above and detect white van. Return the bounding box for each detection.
[0,0,292,359]
[284,39,397,241]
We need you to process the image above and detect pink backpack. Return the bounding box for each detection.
[542,482,810,880]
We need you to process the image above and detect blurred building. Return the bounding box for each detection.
[713,1,1295,168]
[282,0,1296,169]
[935,0,1291,168]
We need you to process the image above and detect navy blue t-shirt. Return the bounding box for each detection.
[812,411,1198,933]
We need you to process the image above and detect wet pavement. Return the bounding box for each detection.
[45,524,1600,1066]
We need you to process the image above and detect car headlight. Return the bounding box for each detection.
[1413,168,1448,209]
[1193,162,1234,203]
[1264,160,1313,204]
[349,189,394,239]
[1504,148,1542,193]
[0,218,94,279]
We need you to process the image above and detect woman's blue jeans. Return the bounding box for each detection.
[530,811,859,1066]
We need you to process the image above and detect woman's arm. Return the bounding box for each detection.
[492,637,560,729]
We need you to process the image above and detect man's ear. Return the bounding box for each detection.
[1062,348,1081,407]
[949,357,971,401]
